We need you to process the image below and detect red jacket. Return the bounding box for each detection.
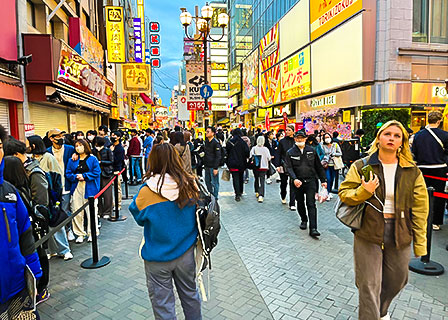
[127,137,141,157]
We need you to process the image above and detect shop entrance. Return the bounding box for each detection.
[411,112,427,133]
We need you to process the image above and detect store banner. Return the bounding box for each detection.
[57,43,113,104]
[260,23,281,107]
[281,46,311,101]
[134,18,143,63]
[177,96,189,121]
[134,104,153,129]
[310,0,363,41]
[105,6,125,63]
[122,63,151,93]
[242,49,259,109]
[228,64,242,97]
[186,61,211,110]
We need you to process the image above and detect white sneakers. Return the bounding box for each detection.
[63,252,74,261]
[258,196,263,203]
[290,206,297,211]
[266,178,272,184]
[281,198,287,204]
[75,236,84,243]
[88,236,92,242]
[380,313,390,320]
[67,230,75,241]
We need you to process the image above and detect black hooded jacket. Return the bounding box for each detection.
[277,136,295,168]
[226,129,250,170]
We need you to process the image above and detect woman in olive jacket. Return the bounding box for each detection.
[339,120,428,320]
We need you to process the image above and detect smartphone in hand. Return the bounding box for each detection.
[361,164,374,182]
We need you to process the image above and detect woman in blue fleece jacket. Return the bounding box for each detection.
[0,125,42,319]
[129,143,201,320]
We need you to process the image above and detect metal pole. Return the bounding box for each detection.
[109,174,127,222]
[203,30,208,112]
[124,166,130,199]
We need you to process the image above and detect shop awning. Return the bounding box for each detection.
[49,89,110,114]
[0,78,23,102]
[217,117,230,124]
[140,93,154,105]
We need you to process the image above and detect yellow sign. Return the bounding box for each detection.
[280,46,311,101]
[122,63,151,93]
[111,107,120,120]
[343,110,351,123]
[137,0,145,55]
[310,0,363,40]
[105,6,126,63]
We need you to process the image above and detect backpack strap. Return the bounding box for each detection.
[426,126,444,149]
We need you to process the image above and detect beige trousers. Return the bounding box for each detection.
[117,175,122,209]
[354,220,411,319]
[71,181,99,237]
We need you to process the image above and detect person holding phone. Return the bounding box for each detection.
[339,120,429,320]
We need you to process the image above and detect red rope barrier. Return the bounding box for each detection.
[423,175,448,182]
[94,168,126,200]
[434,192,448,199]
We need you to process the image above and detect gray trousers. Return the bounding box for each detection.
[354,219,411,319]
[254,170,266,197]
[144,246,202,320]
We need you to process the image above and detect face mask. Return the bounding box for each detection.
[296,141,306,148]
[110,137,117,144]
[77,136,84,140]
[55,138,64,146]
[76,146,85,154]
[95,146,103,151]
[325,138,332,144]
[87,136,94,141]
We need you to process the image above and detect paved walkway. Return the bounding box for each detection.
[39,176,448,319]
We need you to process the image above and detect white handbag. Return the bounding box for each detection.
[333,156,344,170]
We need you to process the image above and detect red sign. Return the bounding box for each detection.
[151,47,160,56]
[265,111,270,131]
[150,22,160,32]
[187,101,212,111]
[0,0,17,60]
[150,35,160,44]
[283,112,288,130]
[151,58,160,68]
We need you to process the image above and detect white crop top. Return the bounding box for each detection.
[382,163,397,214]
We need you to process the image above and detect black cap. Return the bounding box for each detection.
[294,129,307,138]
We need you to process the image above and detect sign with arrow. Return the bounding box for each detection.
[200,85,213,99]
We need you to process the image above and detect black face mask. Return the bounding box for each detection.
[110,137,117,144]
[55,138,64,146]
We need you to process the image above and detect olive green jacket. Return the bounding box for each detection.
[338,152,429,256]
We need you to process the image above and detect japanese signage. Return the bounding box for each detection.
[134,104,153,129]
[105,6,125,63]
[243,49,259,109]
[186,61,211,110]
[134,18,143,63]
[310,0,363,41]
[228,64,241,96]
[211,7,227,28]
[69,18,104,73]
[122,63,151,93]
[57,43,113,104]
[260,23,281,106]
[177,96,189,121]
[273,104,294,118]
[281,46,311,101]
[149,22,161,68]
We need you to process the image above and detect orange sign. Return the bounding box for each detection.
[310,0,363,40]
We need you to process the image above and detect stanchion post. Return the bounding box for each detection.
[109,174,127,222]
[81,197,111,269]
[123,165,130,199]
[409,187,444,275]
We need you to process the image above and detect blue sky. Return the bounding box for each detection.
[145,0,198,106]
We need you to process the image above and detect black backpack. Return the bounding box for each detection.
[45,171,67,227]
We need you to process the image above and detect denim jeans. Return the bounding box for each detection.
[325,166,337,194]
[131,157,142,181]
[204,167,219,199]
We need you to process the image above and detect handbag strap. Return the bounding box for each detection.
[426,126,444,149]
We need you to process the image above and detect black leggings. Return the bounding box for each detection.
[36,246,49,294]
[231,170,245,196]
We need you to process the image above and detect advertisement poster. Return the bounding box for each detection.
[242,49,259,109]
[259,23,281,107]
[122,63,151,93]
[105,6,125,63]
[186,61,211,110]
[228,64,241,97]
[57,43,113,104]
[134,18,143,63]
[281,46,311,101]
[310,0,363,40]
[134,104,153,129]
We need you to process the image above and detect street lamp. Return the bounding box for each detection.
[180,3,229,111]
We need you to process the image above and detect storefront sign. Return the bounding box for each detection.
[211,42,227,49]
[243,49,259,109]
[111,107,120,120]
[273,104,293,118]
[432,86,448,98]
[260,23,281,106]
[186,61,211,107]
[187,101,212,111]
[228,64,242,96]
[211,63,227,70]
[211,83,229,91]
[281,46,311,101]
[343,110,351,122]
[122,63,151,93]
[134,18,143,63]
[57,43,113,104]
[105,6,125,63]
[134,104,153,129]
[310,0,363,41]
[24,124,35,137]
[311,95,336,108]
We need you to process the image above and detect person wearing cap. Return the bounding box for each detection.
[284,129,327,237]
[277,125,297,210]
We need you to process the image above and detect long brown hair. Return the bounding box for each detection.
[144,143,199,208]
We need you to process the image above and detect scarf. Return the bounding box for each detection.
[146,174,179,201]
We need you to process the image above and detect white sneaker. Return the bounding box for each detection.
[63,252,73,261]
[380,313,390,320]
[75,236,84,243]
[67,230,75,241]
[266,178,272,184]
[87,236,92,242]
[47,253,57,260]
[329,193,334,199]
[281,198,287,204]
[103,215,110,219]
[290,206,297,211]
[258,196,263,203]
[433,224,441,231]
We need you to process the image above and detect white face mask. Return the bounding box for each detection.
[95,146,103,151]
[76,146,85,154]
[87,136,95,141]
[325,138,332,144]
[296,141,306,148]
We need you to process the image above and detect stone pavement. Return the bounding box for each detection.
[38,176,448,319]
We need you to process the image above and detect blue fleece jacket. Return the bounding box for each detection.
[129,191,198,262]
[66,155,101,198]
[0,160,42,304]
[47,144,75,191]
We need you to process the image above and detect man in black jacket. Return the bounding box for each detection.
[111,131,125,210]
[94,137,114,218]
[226,128,250,201]
[203,126,222,199]
[277,125,296,210]
[285,130,327,237]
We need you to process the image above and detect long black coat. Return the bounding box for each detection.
[226,136,250,170]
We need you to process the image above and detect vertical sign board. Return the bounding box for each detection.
[186,61,211,110]
[136,0,145,54]
[105,6,125,63]
[259,23,281,106]
[177,96,189,121]
[280,46,311,101]
[149,22,161,68]
[134,18,143,63]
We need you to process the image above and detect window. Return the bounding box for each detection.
[413,0,448,44]
[27,0,36,28]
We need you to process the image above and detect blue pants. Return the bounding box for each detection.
[325,166,337,193]
[131,157,142,181]
[204,167,219,199]
[144,246,202,320]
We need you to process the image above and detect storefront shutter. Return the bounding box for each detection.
[75,111,95,135]
[30,104,69,138]
[0,100,10,133]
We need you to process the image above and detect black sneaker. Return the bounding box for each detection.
[299,222,307,230]
[235,195,241,202]
[310,229,321,237]
[36,288,50,305]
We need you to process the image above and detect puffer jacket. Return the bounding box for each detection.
[338,152,429,256]
[0,160,42,304]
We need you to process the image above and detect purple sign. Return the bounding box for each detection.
[133,18,142,63]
